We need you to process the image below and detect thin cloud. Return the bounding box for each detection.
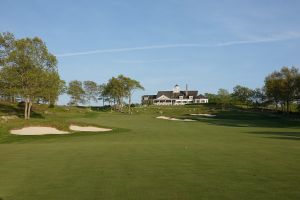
[55,32,300,58]
[215,31,300,46]
[55,44,208,57]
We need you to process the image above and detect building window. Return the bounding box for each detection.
[189,96,193,99]
[179,96,183,99]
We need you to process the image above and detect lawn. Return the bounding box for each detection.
[0,105,299,200]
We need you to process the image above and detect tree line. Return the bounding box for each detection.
[0,32,143,119]
[67,75,144,113]
[1,32,299,119]
[206,66,300,113]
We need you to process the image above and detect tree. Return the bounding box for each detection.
[42,72,66,107]
[251,88,267,107]
[0,33,59,119]
[297,75,300,103]
[98,83,107,106]
[0,32,15,67]
[104,76,126,111]
[280,67,299,112]
[217,89,231,110]
[232,85,253,107]
[122,76,144,114]
[265,71,283,110]
[204,93,218,104]
[0,32,16,102]
[83,80,98,109]
[103,75,144,112]
[67,80,85,106]
[265,66,300,112]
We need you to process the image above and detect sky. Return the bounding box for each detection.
[1,0,300,104]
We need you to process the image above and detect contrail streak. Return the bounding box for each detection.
[55,32,300,57]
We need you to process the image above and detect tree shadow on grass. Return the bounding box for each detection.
[185,109,300,128]
[0,103,22,115]
[0,102,44,119]
[247,131,300,141]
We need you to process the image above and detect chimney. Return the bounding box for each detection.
[185,84,188,97]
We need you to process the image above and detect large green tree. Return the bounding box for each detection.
[217,89,231,110]
[98,83,109,106]
[0,32,15,67]
[67,80,85,106]
[0,32,60,119]
[0,32,16,102]
[122,76,144,114]
[83,80,98,108]
[251,88,267,107]
[104,76,126,111]
[104,75,143,112]
[265,66,300,112]
[232,85,254,107]
[42,72,66,107]
[280,67,300,112]
[265,71,283,110]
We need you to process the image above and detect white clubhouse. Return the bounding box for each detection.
[142,85,208,105]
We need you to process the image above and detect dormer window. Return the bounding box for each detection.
[179,96,183,99]
[189,96,193,99]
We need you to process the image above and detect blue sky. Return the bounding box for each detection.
[1,0,300,104]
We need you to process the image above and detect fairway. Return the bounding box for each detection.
[0,108,299,200]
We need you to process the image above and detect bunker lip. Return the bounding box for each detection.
[10,125,112,135]
[190,114,216,117]
[69,125,112,132]
[10,127,70,135]
[156,116,196,122]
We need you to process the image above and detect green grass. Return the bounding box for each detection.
[0,104,300,200]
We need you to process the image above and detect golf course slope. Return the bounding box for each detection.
[0,106,300,200]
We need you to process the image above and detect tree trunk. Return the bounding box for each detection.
[110,99,113,112]
[116,98,122,112]
[49,95,55,108]
[275,101,278,111]
[88,100,92,111]
[24,101,28,120]
[128,95,131,114]
[286,101,290,113]
[27,101,32,119]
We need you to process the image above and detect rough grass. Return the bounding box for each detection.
[0,103,299,200]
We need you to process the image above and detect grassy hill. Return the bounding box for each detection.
[0,102,299,200]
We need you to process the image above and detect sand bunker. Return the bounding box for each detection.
[156,116,196,122]
[69,125,112,132]
[11,127,70,135]
[190,114,216,117]
[11,125,112,135]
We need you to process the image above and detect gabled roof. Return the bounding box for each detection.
[157,91,174,99]
[142,95,157,99]
[157,95,170,100]
[195,94,208,99]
